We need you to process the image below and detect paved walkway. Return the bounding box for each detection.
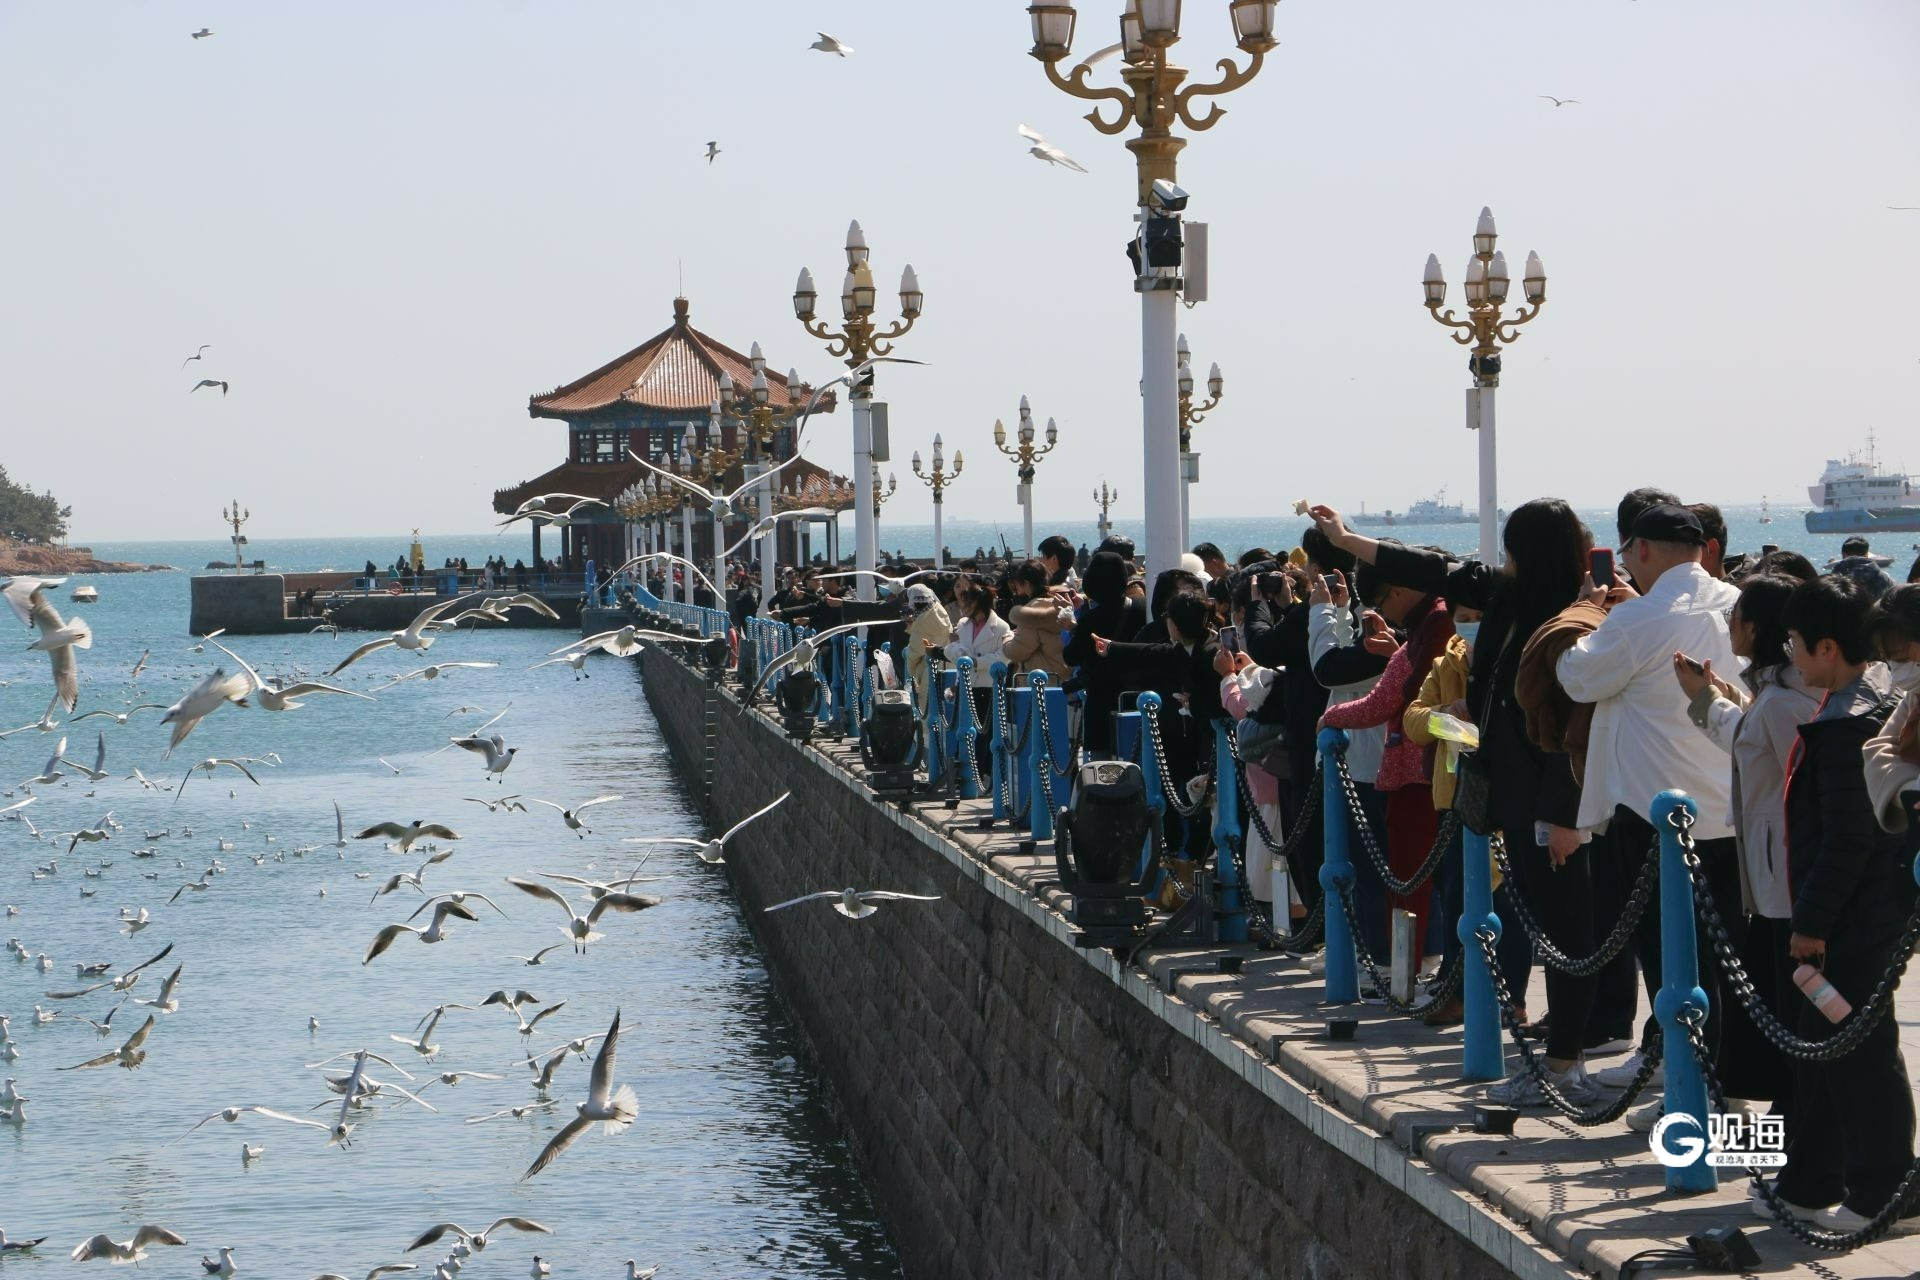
[799,731,1920,1280]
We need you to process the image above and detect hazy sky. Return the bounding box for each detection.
[2,1,1916,542]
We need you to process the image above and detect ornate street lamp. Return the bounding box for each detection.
[717,346,808,609]
[1174,332,1222,547]
[1026,0,1277,577]
[871,462,897,524]
[911,435,964,568]
[1093,480,1119,542]
[993,396,1061,558]
[221,499,251,574]
[794,221,922,601]
[1421,207,1548,565]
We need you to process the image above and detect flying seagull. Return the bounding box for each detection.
[624,791,790,865]
[159,667,251,754]
[180,345,210,369]
[364,900,480,964]
[206,638,375,710]
[496,498,605,531]
[450,734,517,780]
[327,596,471,674]
[1538,95,1580,107]
[809,31,852,56]
[706,141,720,164]
[405,1218,550,1253]
[190,28,213,39]
[355,819,459,853]
[740,618,876,708]
[765,887,942,919]
[367,662,498,693]
[69,1224,187,1263]
[520,1009,638,1180]
[1018,124,1087,172]
[58,1013,156,1071]
[525,795,621,837]
[504,876,660,952]
[23,585,89,711]
[190,379,229,396]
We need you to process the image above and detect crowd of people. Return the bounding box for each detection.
[713,503,1920,1232]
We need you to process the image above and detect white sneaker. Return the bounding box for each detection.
[1748,1180,1833,1222]
[1593,1053,1663,1089]
[1625,1098,1663,1133]
[1485,1062,1603,1108]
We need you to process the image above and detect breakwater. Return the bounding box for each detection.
[636,643,1566,1280]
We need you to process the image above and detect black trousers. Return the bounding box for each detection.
[1774,934,1917,1216]
[1501,829,1600,1063]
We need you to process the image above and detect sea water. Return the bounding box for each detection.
[0,538,899,1276]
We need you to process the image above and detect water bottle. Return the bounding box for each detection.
[1793,963,1852,1023]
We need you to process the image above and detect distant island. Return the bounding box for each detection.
[0,465,171,574]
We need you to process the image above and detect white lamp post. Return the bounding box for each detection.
[911,434,963,568]
[993,397,1060,558]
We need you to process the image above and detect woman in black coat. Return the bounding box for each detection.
[1062,551,1147,753]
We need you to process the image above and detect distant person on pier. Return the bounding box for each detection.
[1075,543,1090,574]
[1833,536,1897,599]
[514,559,529,590]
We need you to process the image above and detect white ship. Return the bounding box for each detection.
[1350,487,1477,527]
[1803,433,1920,535]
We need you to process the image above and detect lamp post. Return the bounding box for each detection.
[993,396,1060,558]
[871,461,897,525]
[1174,332,1222,547]
[717,344,807,610]
[221,499,250,574]
[1422,207,1548,565]
[692,408,744,606]
[1093,481,1119,542]
[794,221,922,602]
[911,435,963,569]
[1026,0,1277,578]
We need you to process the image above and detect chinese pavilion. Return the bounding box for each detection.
[492,296,848,573]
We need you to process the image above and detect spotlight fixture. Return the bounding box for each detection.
[775,668,823,741]
[860,689,920,795]
[1052,760,1156,948]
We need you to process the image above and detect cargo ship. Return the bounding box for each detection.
[1804,433,1920,534]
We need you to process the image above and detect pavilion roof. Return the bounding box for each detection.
[527,297,836,421]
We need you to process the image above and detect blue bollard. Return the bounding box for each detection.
[988,663,1010,820]
[1317,728,1359,1004]
[1459,826,1505,1081]
[1009,685,1036,831]
[1652,789,1715,1193]
[1212,720,1247,943]
[953,660,982,800]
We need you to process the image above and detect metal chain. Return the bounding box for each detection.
[1287,894,1327,951]
[958,689,985,795]
[990,677,1013,813]
[1033,685,1063,814]
[1330,877,1464,1018]
[1220,732,1320,947]
[1225,732,1320,861]
[1670,810,1920,1063]
[1489,831,1658,978]
[1675,1006,1920,1251]
[1143,705,1201,817]
[1149,815,1194,904]
[1471,926,1663,1124]
[1331,750,1458,896]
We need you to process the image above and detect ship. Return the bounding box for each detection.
[1350,487,1478,527]
[1803,432,1920,534]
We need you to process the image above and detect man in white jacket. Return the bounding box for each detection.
[1556,503,1742,1102]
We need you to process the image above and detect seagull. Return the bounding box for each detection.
[190,27,213,39]
[1018,124,1087,172]
[450,734,517,780]
[24,586,89,710]
[504,877,660,952]
[364,900,480,963]
[463,794,527,813]
[72,703,167,726]
[508,493,599,518]
[0,695,62,740]
[130,648,151,677]
[356,819,460,853]
[521,1009,637,1180]
[510,943,564,967]
[405,1218,551,1253]
[180,345,210,369]
[466,1102,557,1124]
[47,942,172,998]
[201,1246,238,1275]
[22,737,66,788]
[496,498,605,531]
[176,756,261,801]
[573,626,687,659]
[327,596,472,674]
[310,1266,419,1280]
[812,565,945,592]
[390,1003,473,1057]
[740,618,875,707]
[525,795,621,837]
[368,662,498,693]
[377,758,403,775]
[406,890,506,921]
[58,1014,155,1071]
[622,552,721,600]
[705,141,720,164]
[625,1264,660,1280]
[190,378,229,395]
[180,1104,330,1140]
[479,988,542,1014]
[206,638,376,710]
[120,907,152,936]
[136,963,185,1013]
[69,1225,188,1263]
[160,668,252,754]
[1538,95,1580,107]
[506,999,567,1039]
[369,853,452,903]
[0,1230,47,1253]
[1073,40,1124,72]
[624,791,789,865]
[528,650,590,678]
[60,732,111,782]
[765,887,943,919]
[425,1070,504,1089]
[719,509,838,561]
[809,31,853,56]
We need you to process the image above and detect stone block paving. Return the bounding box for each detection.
[804,735,1920,1280]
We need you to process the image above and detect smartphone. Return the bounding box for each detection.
[1322,573,1341,592]
[1218,625,1241,654]
[1678,654,1705,675]
[1588,547,1615,587]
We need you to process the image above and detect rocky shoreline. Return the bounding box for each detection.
[0,540,173,575]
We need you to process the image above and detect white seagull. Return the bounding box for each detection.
[189,378,229,396]
[327,596,472,675]
[450,735,517,780]
[368,662,499,693]
[497,499,605,530]
[521,1009,638,1180]
[405,1218,550,1253]
[0,1229,47,1252]
[72,703,166,726]
[201,1246,238,1275]
[741,619,875,707]
[160,668,252,754]
[180,345,210,369]
[176,756,262,801]
[364,900,480,964]
[69,1225,188,1264]
[525,794,621,837]
[59,732,111,782]
[355,819,460,853]
[22,737,66,788]
[625,791,790,865]
[1539,94,1580,107]
[765,887,942,919]
[504,877,660,953]
[24,586,90,710]
[57,1014,156,1071]
[179,1104,331,1140]
[136,963,185,1013]
[1018,123,1087,172]
[0,695,62,739]
[809,31,853,56]
[207,638,376,710]
[310,1265,419,1280]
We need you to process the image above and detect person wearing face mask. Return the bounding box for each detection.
[1668,572,1820,1132]
[1864,584,1920,834]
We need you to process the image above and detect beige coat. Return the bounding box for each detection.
[905,601,951,706]
[1002,598,1071,682]
[1865,690,1920,834]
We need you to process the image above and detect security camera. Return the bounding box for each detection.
[1147,179,1189,212]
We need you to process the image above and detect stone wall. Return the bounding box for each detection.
[639,647,1528,1280]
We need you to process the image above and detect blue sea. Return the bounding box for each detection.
[0,540,900,1276]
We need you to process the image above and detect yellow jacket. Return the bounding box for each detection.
[1404,634,1472,810]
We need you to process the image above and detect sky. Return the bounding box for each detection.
[1,1,1916,542]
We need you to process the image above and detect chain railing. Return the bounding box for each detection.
[1331,747,1458,897]
[1485,831,1659,978]
[1142,702,1201,817]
